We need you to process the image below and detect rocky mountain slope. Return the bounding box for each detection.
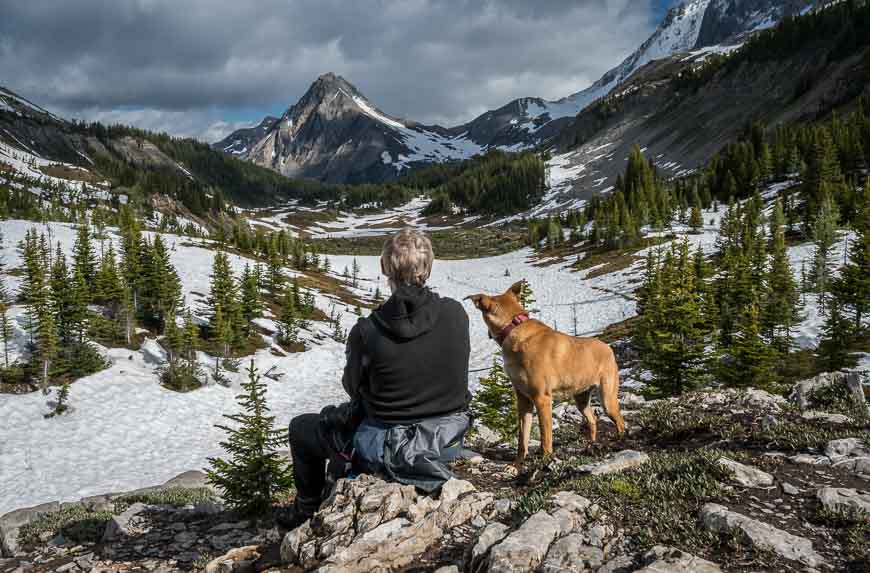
[541,1,870,206]
[216,0,821,185]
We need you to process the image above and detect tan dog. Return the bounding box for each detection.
[466,281,625,465]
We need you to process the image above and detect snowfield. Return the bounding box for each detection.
[0,219,637,514]
[0,189,854,513]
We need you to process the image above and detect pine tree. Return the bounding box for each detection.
[351,258,361,288]
[817,298,853,371]
[469,356,517,442]
[266,242,284,299]
[808,188,840,311]
[72,223,97,288]
[835,177,870,331]
[207,360,293,515]
[722,303,776,389]
[143,235,183,332]
[689,204,703,234]
[278,288,300,345]
[637,240,709,397]
[94,242,123,311]
[763,198,801,354]
[240,263,262,337]
[518,279,536,313]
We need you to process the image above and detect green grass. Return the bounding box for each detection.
[513,449,732,551]
[17,487,216,549]
[815,508,870,564]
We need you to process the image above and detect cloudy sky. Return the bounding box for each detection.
[0,0,676,142]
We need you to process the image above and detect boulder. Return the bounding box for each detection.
[636,546,721,573]
[488,511,560,573]
[0,501,61,557]
[790,371,868,411]
[825,438,867,460]
[102,503,149,542]
[280,475,491,571]
[539,534,604,573]
[621,393,647,409]
[551,491,591,513]
[699,503,825,567]
[577,450,650,476]
[817,487,870,515]
[204,545,260,573]
[716,458,774,488]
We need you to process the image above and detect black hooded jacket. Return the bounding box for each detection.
[341,285,471,424]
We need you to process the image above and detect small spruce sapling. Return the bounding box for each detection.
[207,360,293,515]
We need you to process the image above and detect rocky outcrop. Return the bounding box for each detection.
[699,503,826,567]
[0,501,61,557]
[280,475,493,571]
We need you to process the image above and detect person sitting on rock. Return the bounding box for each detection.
[277,228,471,529]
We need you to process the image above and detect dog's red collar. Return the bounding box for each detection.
[494,313,530,345]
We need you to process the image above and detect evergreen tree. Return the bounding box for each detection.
[94,242,124,311]
[351,258,361,288]
[207,360,293,515]
[278,288,300,345]
[469,356,516,442]
[518,279,536,313]
[240,263,262,336]
[808,189,840,311]
[721,303,776,389]
[142,235,183,332]
[763,198,801,354]
[689,204,703,234]
[637,240,709,397]
[817,298,853,371]
[835,177,870,331]
[72,223,97,288]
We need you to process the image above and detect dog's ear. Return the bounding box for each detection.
[508,280,525,296]
[464,294,492,311]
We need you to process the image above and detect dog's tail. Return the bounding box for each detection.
[601,360,625,437]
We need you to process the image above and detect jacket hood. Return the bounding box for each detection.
[372,285,441,340]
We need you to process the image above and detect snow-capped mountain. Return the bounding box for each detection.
[216,0,821,183]
[224,73,482,183]
[215,116,280,156]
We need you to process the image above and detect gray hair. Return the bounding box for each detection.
[381,228,434,287]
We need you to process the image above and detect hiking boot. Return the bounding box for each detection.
[274,504,314,530]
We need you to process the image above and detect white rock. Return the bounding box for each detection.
[551,491,591,513]
[102,502,148,542]
[636,546,722,572]
[699,503,826,567]
[817,487,870,515]
[578,450,650,475]
[488,511,560,573]
[539,534,604,573]
[468,522,510,573]
[825,438,867,460]
[717,458,774,488]
[801,411,852,424]
[743,389,786,411]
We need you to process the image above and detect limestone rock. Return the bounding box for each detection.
[280,476,488,571]
[488,511,560,573]
[0,501,60,557]
[577,450,650,476]
[598,555,636,573]
[467,522,510,573]
[102,503,148,542]
[204,545,260,573]
[716,458,774,488]
[539,534,604,573]
[621,393,647,409]
[636,546,721,572]
[817,487,870,515]
[699,503,825,567]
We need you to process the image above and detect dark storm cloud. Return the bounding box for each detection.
[0,0,658,140]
